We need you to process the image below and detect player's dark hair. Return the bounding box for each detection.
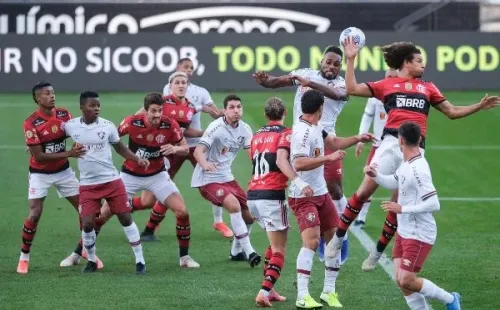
[301,90,324,114]
[177,58,192,66]
[324,45,343,58]
[80,91,99,105]
[398,122,421,146]
[144,92,164,111]
[223,94,242,109]
[381,42,421,70]
[32,81,52,103]
[264,97,286,121]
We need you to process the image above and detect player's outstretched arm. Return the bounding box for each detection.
[184,125,204,138]
[291,75,348,101]
[202,104,222,119]
[325,133,375,151]
[276,148,297,180]
[433,95,500,120]
[343,37,373,97]
[28,143,85,162]
[253,71,294,89]
[364,165,398,190]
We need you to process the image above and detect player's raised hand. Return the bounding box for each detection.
[342,36,360,60]
[137,158,150,169]
[69,142,86,158]
[302,185,314,197]
[202,162,217,172]
[327,150,346,162]
[478,94,500,110]
[363,164,378,177]
[381,201,402,214]
[289,75,310,87]
[160,144,177,156]
[355,142,364,159]
[357,133,376,143]
[253,71,269,85]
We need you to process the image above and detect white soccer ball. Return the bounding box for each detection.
[339,27,366,50]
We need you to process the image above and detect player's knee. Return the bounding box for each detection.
[81,219,95,233]
[303,237,320,251]
[141,192,156,208]
[28,201,43,223]
[398,273,417,290]
[241,209,254,224]
[116,212,133,227]
[327,182,343,200]
[174,207,189,220]
[222,194,241,213]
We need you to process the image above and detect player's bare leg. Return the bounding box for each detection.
[141,191,167,241]
[393,258,431,310]
[326,175,379,260]
[115,211,146,274]
[295,226,323,308]
[163,192,199,268]
[223,194,261,267]
[17,198,44,274]
[325,179,349,265]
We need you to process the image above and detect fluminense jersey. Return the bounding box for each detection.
[358,97,387,147]
[289,118,328,198]
[64,117,121,186]
[164,83,214,147]
[395,154,438,244]
[191,117,252,187]
[290,68,347,134]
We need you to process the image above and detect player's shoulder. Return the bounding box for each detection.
[189,83,209,93]
[65,117,81,125]
[163,95,175,104]
[98,117,117,129]
[205,117,225,133]
[292,120,311,136]
[409,154,431,172]
[126,114,146,127]
[24,111,41,125]
[54,107,71,119]
[239,120,253,134]
[159,115,178,127]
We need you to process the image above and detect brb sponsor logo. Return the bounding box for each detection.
[0,6,330,34]
[136,148,161,159]
[396,96,426,109]
[45,141,66,153]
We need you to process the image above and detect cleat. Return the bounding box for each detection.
[340,239,349,265]
[255,291,273,307]
[136,262,147,275]
[353,220,365,228]
[180,255,200,268]
[248,252,262,268]
[320,292,343,308]
[325,236,342,260]
[140,231,161,242]
[60,254,81,267]
[269,289,286,302]
[229,250,247,261]
[17,260,29,274]
[213,222,234,238]
[296,294,323,309]
[446,292,462,310]
[318,237,325,262]
[361,251,382,272]
[81,249,104,269]
[82,261,98,273]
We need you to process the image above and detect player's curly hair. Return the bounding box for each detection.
[144,92,163,111]
[381,42,421,70]
[264,97,286,121]
[323,45,343,58]
[32,81,52,103]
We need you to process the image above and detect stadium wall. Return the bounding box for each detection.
[0,32,498,92]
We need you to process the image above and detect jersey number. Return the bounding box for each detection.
[253,150,270,180]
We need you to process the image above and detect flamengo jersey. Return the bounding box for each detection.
[247,122,291,201]
[290,68,347,134]
[366,77,446,137]
[162,95,197,129]
[24,108,72,174]
[163,83,214,148]
[359,97,387,147]
[289,118,328,198]
[118,114,183,177]
[191,117,252,187]
[395,154,438,244]
[64,117,121,186]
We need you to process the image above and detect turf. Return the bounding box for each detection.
[0,91,499,309]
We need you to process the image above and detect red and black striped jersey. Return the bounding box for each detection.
[247,121,291,201]
[162,95,196,129]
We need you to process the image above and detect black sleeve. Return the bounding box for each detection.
[322,130,328,139]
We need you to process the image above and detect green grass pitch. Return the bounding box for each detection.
[0,91,499,309]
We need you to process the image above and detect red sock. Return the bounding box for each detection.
[21,219,38,255]
[338,193,365,234]
[263,245,273,277]
[376,211,398,252]
[262,252,285,292]
[145,201,168,232]
[132,197,150,211]
[176,214,191,257]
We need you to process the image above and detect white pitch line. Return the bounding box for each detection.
[372,197,500,202]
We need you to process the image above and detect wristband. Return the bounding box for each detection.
[291,177,309,192]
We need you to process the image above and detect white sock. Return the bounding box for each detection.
[246,223,253,236]
[230,238,242,255]
[20,252,30,261]
[358,200,371,222]
[419,279,454,304]
[82,230,97,262]
[123,222,145,264]
[230,212,255,256]
[323,245,341,293]
[297,247,315,299]
[404,293,431,310]
[213,204,223,223]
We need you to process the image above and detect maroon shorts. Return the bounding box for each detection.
[198,180,248,210]
[288,193,339,233]
[324,148,343,181]
[365,146,378,165]
[393,234,433,272]
[168,147,197,179]
[79,178,131,217]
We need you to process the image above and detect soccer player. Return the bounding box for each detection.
[64,91,149,274]
[18,81,90,274]
[163,58,233,238]
[248,97,311,307]
[253,46,351,264]
[326,38,500,270]
[191,94,261,267]
[364,121,461,310]
[290,90,375,308]
[353,69,398,228]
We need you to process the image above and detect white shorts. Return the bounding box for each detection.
[248,199,289,232]
[28,168,79,200]
[120,171,179,204]
[371,134,425,175]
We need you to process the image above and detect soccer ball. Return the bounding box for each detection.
[339,27,366,50]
